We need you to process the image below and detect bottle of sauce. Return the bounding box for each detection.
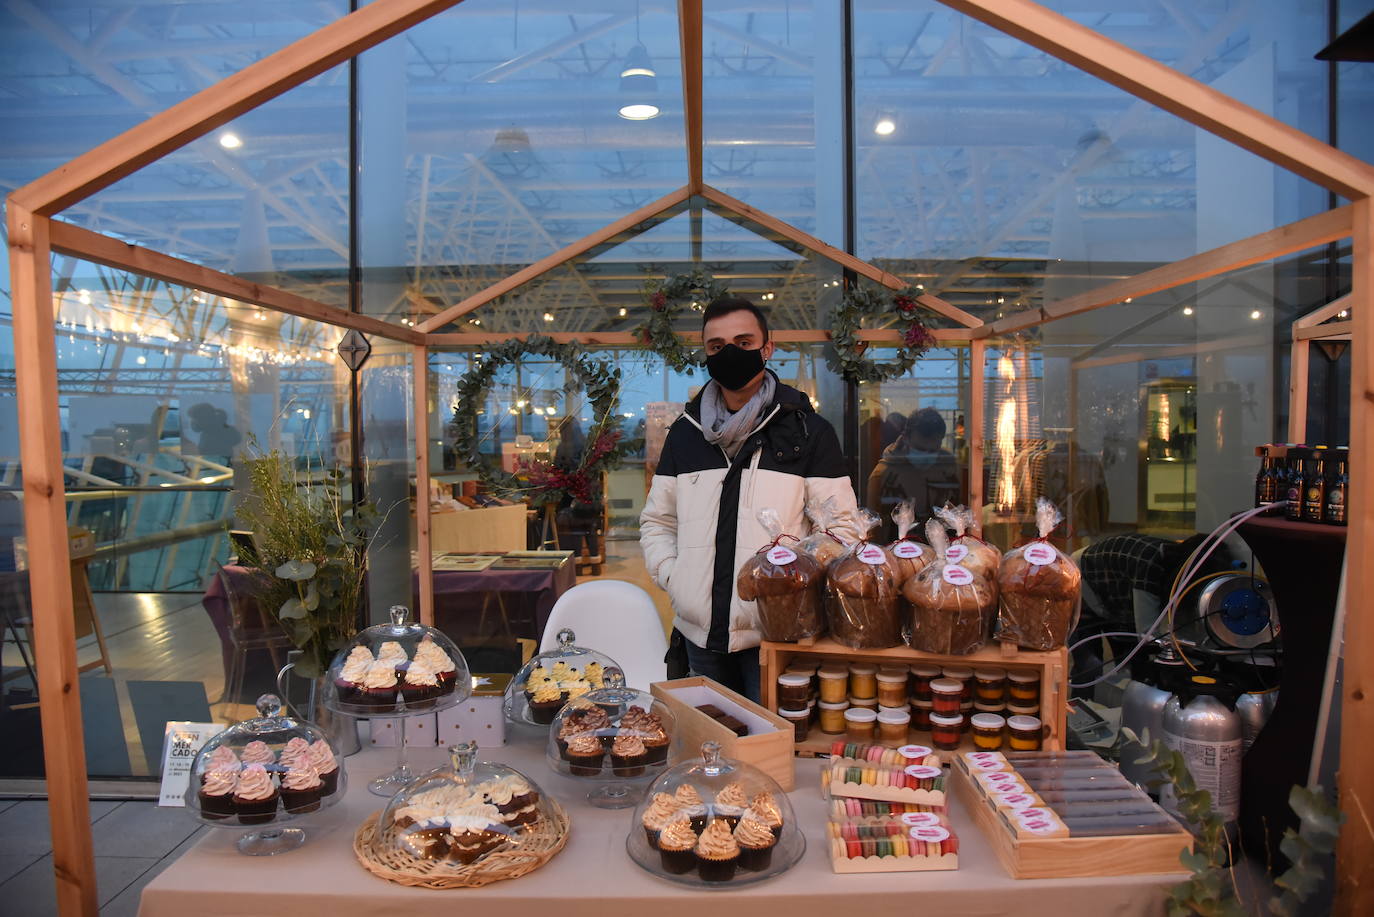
[1284,449,1307,521]
[1325,451,1348,526]
[1303,449,1327,522]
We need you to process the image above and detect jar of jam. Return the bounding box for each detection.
[787,661,819,697]
[844,706,878,742]
[973,668,1007,705]
[909,699,933,731]
[1007,670,1041,705]
[777,672,812,708]
[818,700,848,734]
[778,706,810,742]
[849,663,878,700]
[930,712,963,751]
[876,671,908,708]
[970,713,1006,750]
[1007,701,1039,718]
[930,678,963,715]
[908,664,942,701]
[1007,714,1043,751]
[849,695,879,711]
[877,708,911,745]
[818,665,849,703]
[942,665,974,704]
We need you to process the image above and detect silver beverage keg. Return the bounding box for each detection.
[1118,643,1187,791]
[1160,674,1243,826]
[1236,688,1279,754]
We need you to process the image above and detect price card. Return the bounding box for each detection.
[909,825,951,843]
[903,764,942,780]
[945,544,969,563]
[892,541,924,559]
[942,565,974,586]
[897,744,933,760]
[158,721,225,807]
[766,546,797,565]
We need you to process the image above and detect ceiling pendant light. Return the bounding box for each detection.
[618,43,660,120]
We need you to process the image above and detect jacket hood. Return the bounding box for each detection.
[684,370,813,422]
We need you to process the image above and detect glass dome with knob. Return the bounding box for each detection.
[323,605,471,796]
[626,741,805,887]
[545,670,675,809]
[504,627,621,728]
[186,693,347,855]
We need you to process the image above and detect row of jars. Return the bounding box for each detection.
[777,662,1043,715]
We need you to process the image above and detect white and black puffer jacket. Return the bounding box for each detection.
[639,375,861,653]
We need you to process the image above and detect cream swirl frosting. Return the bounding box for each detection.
[748,792,783,828]
[240,740,274,765]
[658,818,697,851]
[641,792,682,829]
[445,802,502,834]
[279,737,311,768]
[694,818,739,858]
[714,782,748,812]
[549,661,575,684]
[339,646,374,682]
[363,659,399,689]
[376,641,408,669]
[201,768,237,797]
[234,764,275,801]
[205,745,240,773]
[411,784,475,811]
[281,760,321,791]
[403,657,439,687]
[483,776,530,806]
[674,784,704,808]
[415,637,455,673]
[584,661,605,687]
[612,734,646,757]
[566,735,601,756]
[734,815,776,848]
[531,679,562,703]
[306,739,337,774]
[525,665,550,685]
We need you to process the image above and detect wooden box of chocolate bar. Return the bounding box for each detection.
[650,677,796,791]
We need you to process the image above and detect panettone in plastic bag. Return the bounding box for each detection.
[996,498,1082,651]
[796,497,850,570]
[736,509,825,643]
[904,519,995,655]
[934,503,1001,581]
[884,499,935,586]
[824,510,903,649]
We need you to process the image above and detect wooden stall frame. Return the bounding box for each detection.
[6,0,1374,912]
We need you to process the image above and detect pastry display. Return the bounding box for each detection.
[825,510,904,649]
[820,739,948,806]
[546,676,676,802]
[996,498,1083,651]
[934,504,1001,581]
[905,519,995,655]
[324,606,468,716]
[884,499,936,585]
[504,628,622,728]
[737,510,825,642]
[826,812,960,873]
[626,741,804,887]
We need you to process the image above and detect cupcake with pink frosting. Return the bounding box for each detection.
[307,739,339,796]
[233,763,278,825]
[280,760,323,814]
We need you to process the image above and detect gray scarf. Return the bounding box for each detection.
[699,373,777,460]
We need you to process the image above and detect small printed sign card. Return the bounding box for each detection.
[158,721,225,807]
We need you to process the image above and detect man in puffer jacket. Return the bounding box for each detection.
[639,297,860,701]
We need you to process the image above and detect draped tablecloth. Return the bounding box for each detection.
[139,733,1180,917]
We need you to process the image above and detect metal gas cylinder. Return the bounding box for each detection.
[1118,644,1186,789]
[1160,675,1243,825]
[1235,689,1279,754]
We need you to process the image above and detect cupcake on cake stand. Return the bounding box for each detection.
[323,605,471,796]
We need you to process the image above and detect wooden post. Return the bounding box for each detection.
[678,0,704,192]
[7,206,97,917]
[968,340,987,529]
[1288,338,1309,444]
[413,345,434,627]
[1335,197,1374,917]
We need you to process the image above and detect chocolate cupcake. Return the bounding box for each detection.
[375,640,409,678]
[657,817,698,875]
[414,636,458,690]
[528,678,563,725]
[198,768,237,820]
[306,739,338,796]
[694,818,740,883]
[675,783,708,833]
[233,763,278,825]
[239,740,274,767]
[566,734,604,776]
[735,816,778,871]
[279,761,323,814]
[641,719,671,765]
[401,657,440,707]
[610,734,648,777]
[749,791,784,839]
[640,792,682,848]
[712,782,748,829]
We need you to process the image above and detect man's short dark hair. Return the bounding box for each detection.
[701,296,769,342]
[907,408,946,442]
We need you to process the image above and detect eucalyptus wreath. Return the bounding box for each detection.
[450,334,635,506]
[636,268,729,374]
[827,284,936,384]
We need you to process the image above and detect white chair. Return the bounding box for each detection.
[540,580,668,689]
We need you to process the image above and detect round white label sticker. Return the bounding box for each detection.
[945,543,969,563]
[970,759,1007,771]
[1015,807,1052,821]
[857,544,886,565]
[898,744,933,760]
[766,546,798,565]
[981,772,1019,786]
[899,812,942,827]
[1024,543,1057,566]
[903,765,942,780]
[942,564,974,586]
[995,793,1039,810]
[893,541,923,559]
[1017,814,1059,834]
[967,752,1001,762]
[909,825,951,843]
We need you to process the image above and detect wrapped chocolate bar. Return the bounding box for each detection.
[737,509,825,642]
[996,498,1081,651]
[934,503,1001,581]
[884,500,934,585]
[797,497,850,571]
[904,519,995,655]
[825,510,904,649]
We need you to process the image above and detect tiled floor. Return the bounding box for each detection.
[0,798,205,917]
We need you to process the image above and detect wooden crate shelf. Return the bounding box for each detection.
[759,637,1070,753]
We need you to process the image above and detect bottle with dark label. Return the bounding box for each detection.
[1325,452,1348,526]
[1303,452,1327,521]
[1254,449,1272,507]
[1284,450,1307,521]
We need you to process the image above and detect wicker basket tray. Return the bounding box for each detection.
[353,798,571,889]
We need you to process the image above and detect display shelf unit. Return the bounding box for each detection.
[759,637,1069,754]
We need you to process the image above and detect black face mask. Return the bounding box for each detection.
[705,343,766,391]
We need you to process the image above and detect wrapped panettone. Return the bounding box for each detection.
[737,510,824,642]
[796,498,850,571]
[824,511,903,649]
[996,498,1082,651]
[884,499,935,585]
[934,503,1001,581]
[904,519,995,656]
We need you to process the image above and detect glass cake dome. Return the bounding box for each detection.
[186,693,347,855]
[369,741,557,872]
[625,741,805,887]
[545,671,675,808]
[504,627,622,728]
[324,605,471,716]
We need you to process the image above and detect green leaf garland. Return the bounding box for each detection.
[827,284,936,384]
[636,268,729,374]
